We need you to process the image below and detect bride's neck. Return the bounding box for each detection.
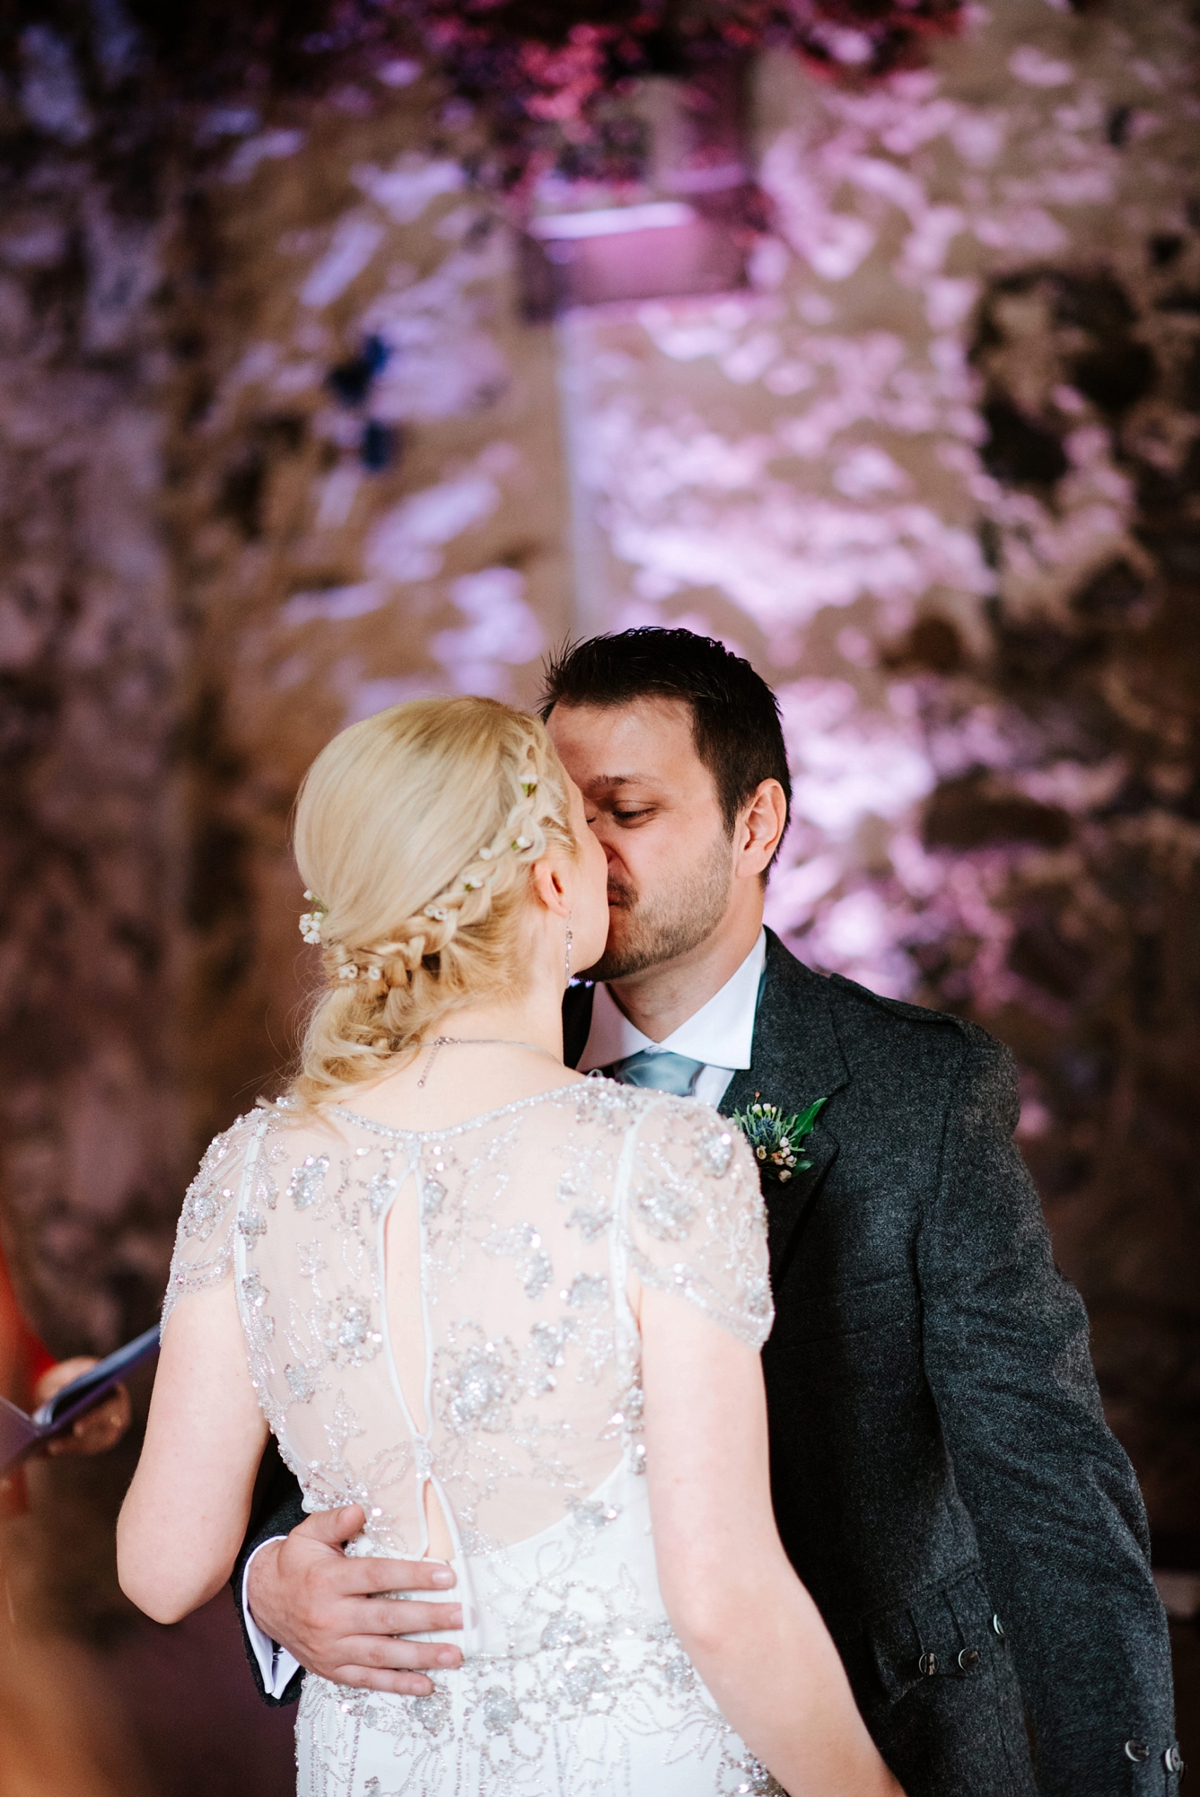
[425,909,573,1062]
[345,976,572,1129]
[424,986,565,1063]
[341,929,576,1128]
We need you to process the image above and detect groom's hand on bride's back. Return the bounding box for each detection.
[246,1504,464,1695]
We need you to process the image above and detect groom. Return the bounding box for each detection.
[234,628,1179,1796]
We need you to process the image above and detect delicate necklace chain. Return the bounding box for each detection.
[416,1035,563,1088]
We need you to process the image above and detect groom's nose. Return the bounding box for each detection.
[600,839,631,882]
[586,817,623,863]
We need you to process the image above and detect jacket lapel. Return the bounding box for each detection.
[564,936,850,1283]
[720,932,850,1284]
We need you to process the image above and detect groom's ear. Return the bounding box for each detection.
[735,779,789,881]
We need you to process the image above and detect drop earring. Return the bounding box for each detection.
[564,914,573,983]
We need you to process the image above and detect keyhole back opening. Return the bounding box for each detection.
[383,1167,454,1562]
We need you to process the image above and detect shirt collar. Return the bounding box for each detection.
[578,929,766,1074]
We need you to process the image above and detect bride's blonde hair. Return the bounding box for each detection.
[289,695,577,1110]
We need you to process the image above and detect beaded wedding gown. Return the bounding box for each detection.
[165,1076,783,1797]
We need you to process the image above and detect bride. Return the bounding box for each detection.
[118,696,902,1797]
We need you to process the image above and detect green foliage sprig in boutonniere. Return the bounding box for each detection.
[730,1095,828,1183]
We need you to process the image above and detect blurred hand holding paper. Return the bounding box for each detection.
[0,1326,159,1476]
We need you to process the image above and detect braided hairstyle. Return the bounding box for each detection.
[289,695,577,1111]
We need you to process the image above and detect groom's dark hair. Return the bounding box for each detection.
[539,628,791,856]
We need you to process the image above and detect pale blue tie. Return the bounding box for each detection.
[603,1049,705,1096]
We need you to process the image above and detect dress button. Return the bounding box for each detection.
[957,1648,980,1672]
[991,1613,1005,1639]
[918,1651,938,1677]
[1125,1740,1150,1763]
[1164,1745,1185,1775]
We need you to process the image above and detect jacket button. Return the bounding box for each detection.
[918,1652,938,1676]
[1164,1745,1185,1775]
[957,1648,980,1672]
[991,1613,1005,1639]
[1125,1741,1150,1763]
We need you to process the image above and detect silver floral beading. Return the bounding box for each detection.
[289,1154,330,1210]
[166,1079,776,1796]
[421,1175,447,1220]
[365,1171,397,1218]
[442,1335,516,1435]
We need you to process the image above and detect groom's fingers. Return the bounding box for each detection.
[341,1597,463,1636]
[327,1666,439,1697]
[322,1632,465,1696]
[325,1504,368,1541]
[245,1512,464,1682]
[333,1554,457,1597]
[293,1503,368,1546]
[333,1669,435,1697]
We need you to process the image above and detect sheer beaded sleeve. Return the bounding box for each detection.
[162,1110,271,1325]
[622,1096,773,1348]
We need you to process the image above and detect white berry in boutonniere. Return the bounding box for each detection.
[730,1096,828,1183]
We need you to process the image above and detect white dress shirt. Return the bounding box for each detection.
[243,927,768,1694]
[243,1550,302,1697]
[577,927,766,1108]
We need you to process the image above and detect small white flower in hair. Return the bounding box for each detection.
[513,835,532,851]
[424,904,448,921]
[479,847,494,860]
[366,965,383,980]
[338,962,359,980]
[521,777,538,795]
[463,877,484,891]
[299,892,328,944]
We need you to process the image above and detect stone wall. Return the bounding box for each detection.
[162,72,572,1150]
[0,0,1197,1533]
[0,33,184,1352]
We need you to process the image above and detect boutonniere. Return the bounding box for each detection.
[730,1095,828,1183]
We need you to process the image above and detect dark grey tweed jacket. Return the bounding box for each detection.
[235,931,1179,1796]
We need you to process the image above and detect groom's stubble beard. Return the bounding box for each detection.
[582,829,735,984]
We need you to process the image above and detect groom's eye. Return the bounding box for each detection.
[613,808,653,824]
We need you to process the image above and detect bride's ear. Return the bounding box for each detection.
[530,858,571,920]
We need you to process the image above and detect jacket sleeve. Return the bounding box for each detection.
[230,1437,307,1707]
[919,1027,1178,1797]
